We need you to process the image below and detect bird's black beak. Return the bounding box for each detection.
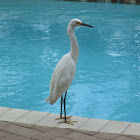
[81,23,93,27]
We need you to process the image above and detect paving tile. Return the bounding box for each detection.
[0,108,30,122]
[3,124,42,138]
[64,132,103,140]
[11,122,33,128]
[123,123,140,136]
[32,127,73,140]
[0,107,140,139]
[115,135,137,140]
[36,113,60,127]
[0,130,10,138]
[53,137,70,140]
[57,116,89,129]
[100,120,130,134]
[32,125,53,132]
[0,121,11,130]
[16,111,49,124]
[1,135,32,140]
[0,107,11,116]
[73,129,98,136]
[128,135,140,140]
[78,118,109,131]
[94,132,121,140]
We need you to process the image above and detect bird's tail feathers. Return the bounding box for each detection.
[45,96,50,103]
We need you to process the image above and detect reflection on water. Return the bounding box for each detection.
[0,0,140,122]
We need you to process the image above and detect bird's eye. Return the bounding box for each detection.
[77,22,81,24]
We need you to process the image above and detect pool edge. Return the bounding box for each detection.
[0,106,140,136]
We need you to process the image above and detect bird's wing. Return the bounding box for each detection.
[50,53,71,94]
[49,53,76,105]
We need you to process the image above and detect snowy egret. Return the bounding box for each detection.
[45,19,92,124]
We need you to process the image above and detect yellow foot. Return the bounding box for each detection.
[55,116,72,120]
[58,120,77,125]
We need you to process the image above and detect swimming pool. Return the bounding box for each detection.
[0,0,140,123]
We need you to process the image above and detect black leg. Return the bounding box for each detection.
[64,91,67,122]
[58,91,77,125]
[60,96,63,118]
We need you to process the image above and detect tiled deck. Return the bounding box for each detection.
[0,107,140,140]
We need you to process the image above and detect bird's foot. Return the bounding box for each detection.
[55,116,72,120]
[58,120,77,125]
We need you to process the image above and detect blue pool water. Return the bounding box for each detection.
[0,0,140,123]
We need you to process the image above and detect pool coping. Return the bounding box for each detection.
[0,106,140,136]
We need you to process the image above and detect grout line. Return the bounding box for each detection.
[0,129,13,139]
[121,122,131,134]
[2,124,35,139]
[34,112,51,125]
[0,107,12,117]
[56,121,60,127]
[77,118,91,129]
[99,120,111,132]
[128,135,140,140]
[14,110,31,122]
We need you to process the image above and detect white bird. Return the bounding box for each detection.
[45,18,92,124]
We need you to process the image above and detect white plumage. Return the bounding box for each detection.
[46,53,76,105]
[45,19,92,123]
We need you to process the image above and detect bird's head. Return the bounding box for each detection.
[68,18,92,28]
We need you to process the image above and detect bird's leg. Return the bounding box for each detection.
[59,91,77,125]
[64,91,67,122]
[60,96,63,118]
[64,91,72,120]
[56,96,64,120]
[56,92,71,120]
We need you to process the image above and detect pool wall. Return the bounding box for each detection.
[63,0,140,4]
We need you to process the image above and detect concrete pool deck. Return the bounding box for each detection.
[0,107,140,140]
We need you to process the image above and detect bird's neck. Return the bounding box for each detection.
[67,26,79,65]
